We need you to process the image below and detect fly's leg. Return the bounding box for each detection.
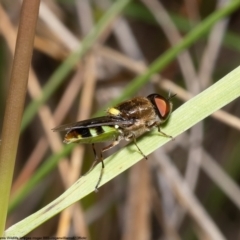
[146,122,172,139]
[84,143,99,176]
[132,133,148,160]
[95,140,120,192]
[157,125,173,139]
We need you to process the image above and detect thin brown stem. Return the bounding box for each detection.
[0,0,40,235]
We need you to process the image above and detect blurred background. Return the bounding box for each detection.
[0,0,240,239]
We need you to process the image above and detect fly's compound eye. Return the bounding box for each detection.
[147,94,172,120]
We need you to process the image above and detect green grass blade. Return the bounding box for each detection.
[5,64,240,237]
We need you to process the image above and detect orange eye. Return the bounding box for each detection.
[147,93,172,120]
[154,97,169,118]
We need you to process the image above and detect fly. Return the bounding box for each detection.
[52,93,175,191]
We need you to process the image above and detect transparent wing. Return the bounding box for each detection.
[52,116,134,132]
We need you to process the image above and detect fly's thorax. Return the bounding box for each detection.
[108,97,156,121]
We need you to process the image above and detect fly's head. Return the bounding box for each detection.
[147,93,175,123]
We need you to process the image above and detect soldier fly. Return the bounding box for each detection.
[52,93,175,191]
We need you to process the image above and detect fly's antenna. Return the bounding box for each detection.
[167,90,177,100]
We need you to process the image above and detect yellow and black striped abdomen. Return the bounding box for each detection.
[64,126,121,144]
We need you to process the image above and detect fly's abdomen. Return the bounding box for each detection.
[64,126,121,144]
